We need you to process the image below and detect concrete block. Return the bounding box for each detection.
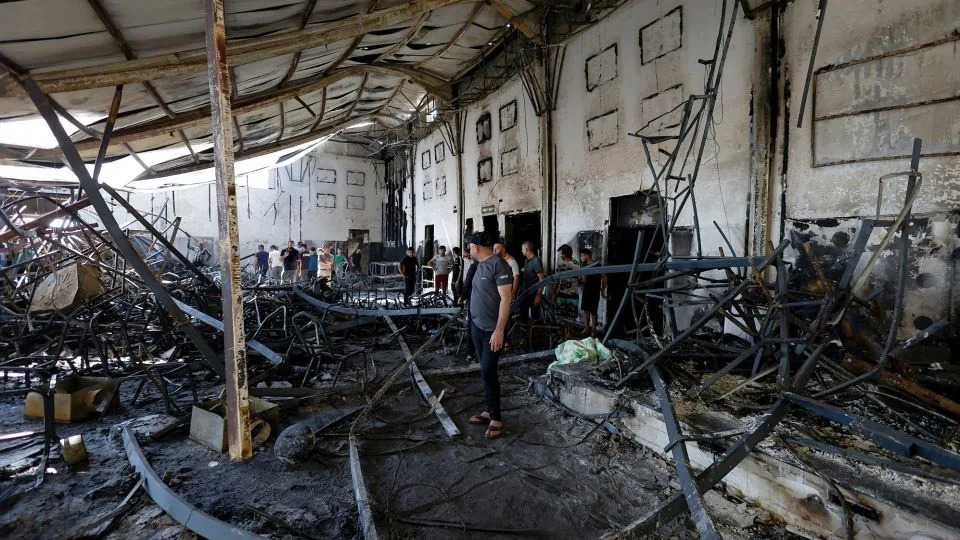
[189,398,280,453]
[29,262,102,314]
[24,376,119,423]
[60,434,88,465]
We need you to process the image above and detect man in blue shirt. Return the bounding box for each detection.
[254,244,269,280]
[307,247,319,279]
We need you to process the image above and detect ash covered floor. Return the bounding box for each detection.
[0,350,790,540]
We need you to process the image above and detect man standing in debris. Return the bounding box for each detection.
[518,241,546,324]
[465,232,513,439]
[334,247,347,272]
[280,240,299,284]
[254,244,269,280]
[428,245,454,303]
[451,246,465,305]
[494,242,521,300]
[318,247,334,280]
[552,244,579,316]
[398,247,419,306]
[268,244,282,281]
[351,247,363,274]
[306,246,319,280]
[459,244,477,363]
[578,248,606,336]
[297,242,310,280]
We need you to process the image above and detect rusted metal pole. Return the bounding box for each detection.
[204,0,252,461]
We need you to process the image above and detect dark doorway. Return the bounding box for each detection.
[504,211,541,260]
[423,224,435,263]
[465,218,474,235]
[482,214,499,238]
[606,193,664,338]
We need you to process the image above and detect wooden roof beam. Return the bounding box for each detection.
[489,0,541,43]
[22,64,450,161]
[138,113,377,180]
[415,3,484,69]
[0,0,466,97]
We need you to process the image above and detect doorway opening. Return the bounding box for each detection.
[423,224,435,263]
[504,211,542,259]
[465,218,474,236]
[482,215,499,238]
[606,193,664,338]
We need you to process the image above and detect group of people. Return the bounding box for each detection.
[398,238,606,335]
[398,233,606,440]
[253,241,362,284]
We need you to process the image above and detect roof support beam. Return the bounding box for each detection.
[23,64,450,161]
[0,0,465,97]
[277,0,321,87]
[488,0,541,43]
[137,113,373,180]
[92,85,123,182]
[415,3,484,68]
[308,86,328,131]
[204,0,252,462]
[373,13,429,63]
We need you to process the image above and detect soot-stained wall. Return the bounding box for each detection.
[553,0,754,263]
[781,0,960,336]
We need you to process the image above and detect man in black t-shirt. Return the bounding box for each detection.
[398,247,419,305]
[280,240,299,284]
[351,248,362,274]
[464,232,513,440]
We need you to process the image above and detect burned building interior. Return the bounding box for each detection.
[1,0,960,538]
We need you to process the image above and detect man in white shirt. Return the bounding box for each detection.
[493,242,520,300]
[268,244,282,280]
[428,245,454,303]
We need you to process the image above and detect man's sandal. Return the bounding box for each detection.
[485,423,503,439]
[469,412,491,425]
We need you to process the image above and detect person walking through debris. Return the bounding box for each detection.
[268,244,282,280]
[428,245,454,303]
[280,241,299,283]
[552,244,580,317]
[398,247,419,306]
[459,246,477,363]
[318,247,334,280]
[254,244,269,280]
[518,241,546,324]
[465,232,513,439]
[451,246,464,305]
[351,247,362,274]
[306,247,318,280]
[334,247,347,271]
[494,242,520,300]
[578,248,606,336]
[297,242,310,280]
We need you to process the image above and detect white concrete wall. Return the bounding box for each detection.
[412,128,461,249]
[112,142,384,260]
[460,76,543,234]
[553,0,755,260]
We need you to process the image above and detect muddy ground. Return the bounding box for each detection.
[1,342,792,539]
